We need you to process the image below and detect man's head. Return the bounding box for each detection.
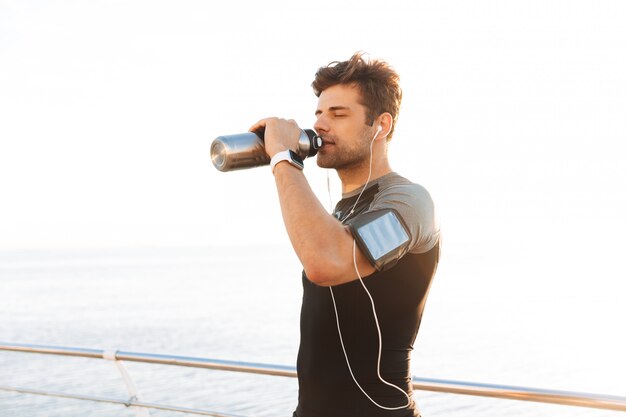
[312,52,402,141]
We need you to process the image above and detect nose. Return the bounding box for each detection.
[313,114,330,136]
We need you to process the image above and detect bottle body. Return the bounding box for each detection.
[211,128,320,172]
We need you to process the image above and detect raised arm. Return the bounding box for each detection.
[249,117,375,286]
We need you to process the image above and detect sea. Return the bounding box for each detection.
[1,244,624,417]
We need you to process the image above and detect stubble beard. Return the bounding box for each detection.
[316,127,373,171]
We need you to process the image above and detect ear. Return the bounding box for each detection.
[375,112,393,140]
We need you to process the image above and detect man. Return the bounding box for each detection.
[249,52,440,417]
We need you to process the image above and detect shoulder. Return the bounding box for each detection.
[373,173,435,211]
[371,173,439,254]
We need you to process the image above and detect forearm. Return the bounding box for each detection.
[273,163,363,285]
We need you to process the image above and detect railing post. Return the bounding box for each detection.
[103,349,150,417]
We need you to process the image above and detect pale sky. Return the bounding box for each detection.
[1,0,625,268]
[2,0,626,398]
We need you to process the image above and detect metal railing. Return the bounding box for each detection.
[1,341,625,416]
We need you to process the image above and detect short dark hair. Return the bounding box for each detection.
[312,52,403,140]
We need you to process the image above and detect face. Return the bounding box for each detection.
[313,84,376,170]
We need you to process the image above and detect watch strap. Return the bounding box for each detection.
[270,149,304,174]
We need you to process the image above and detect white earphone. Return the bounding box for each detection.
[373,125,382,140]
[328,121,412,411]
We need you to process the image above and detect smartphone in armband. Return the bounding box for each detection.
[348,209,411,271]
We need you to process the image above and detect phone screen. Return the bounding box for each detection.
[354,210,410,265]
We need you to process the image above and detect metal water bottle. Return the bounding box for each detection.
[211,128,322,172]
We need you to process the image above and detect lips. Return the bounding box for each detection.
[320,142,334,151]
[319,136,335,147]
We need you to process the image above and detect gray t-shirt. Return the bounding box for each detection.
[338,172,440,256]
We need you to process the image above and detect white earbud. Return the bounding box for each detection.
[371,125,383,142]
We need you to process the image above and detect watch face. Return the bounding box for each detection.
[288,150,304,167]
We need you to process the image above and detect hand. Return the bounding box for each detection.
[249,117,302,158]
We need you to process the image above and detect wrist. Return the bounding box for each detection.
[270,149,304,174]
[268,145,288,159]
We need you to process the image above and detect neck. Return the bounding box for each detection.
[338,158,392,194]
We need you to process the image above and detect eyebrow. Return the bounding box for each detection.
[315,105,352,116]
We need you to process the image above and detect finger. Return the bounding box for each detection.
[248,118,269,133]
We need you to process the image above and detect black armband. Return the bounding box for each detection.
[347,209,411,271]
